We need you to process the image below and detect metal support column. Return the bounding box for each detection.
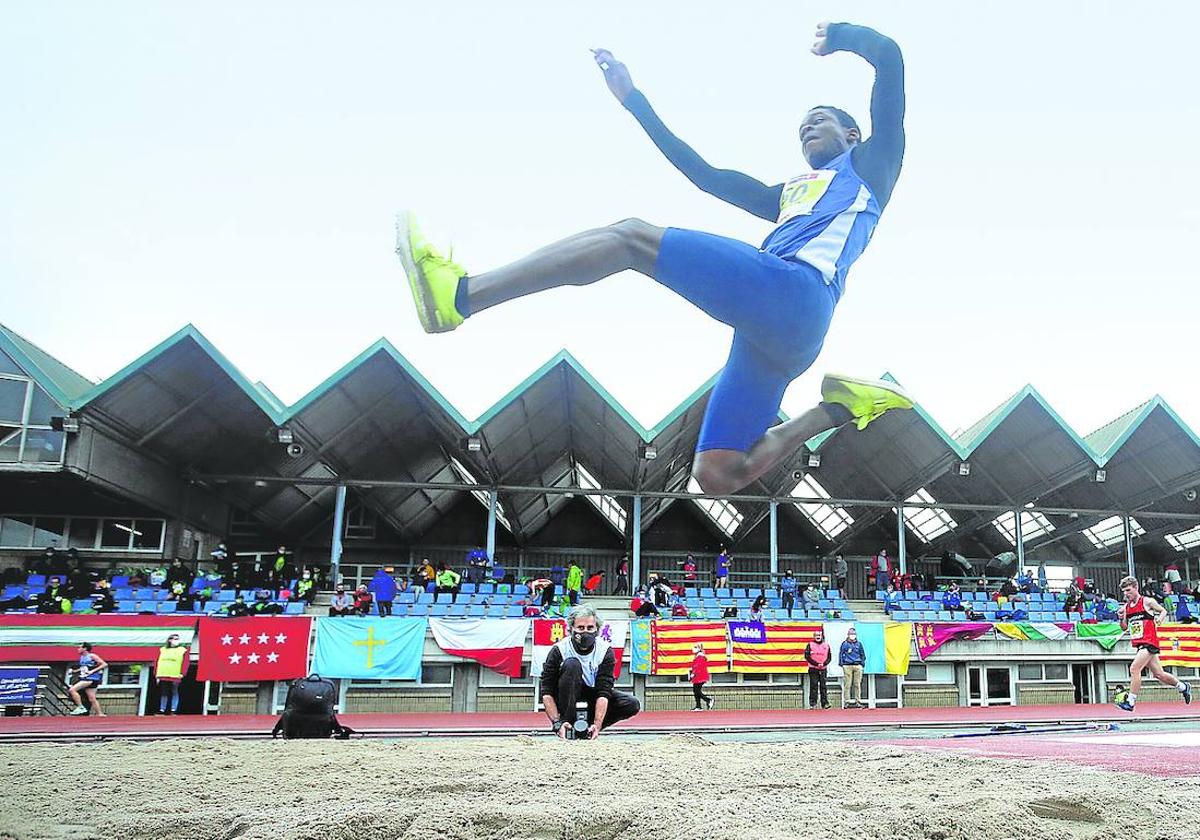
[769,501,779,579]
[1014,509,1025,571]
[632,495,642,588]
[897,504,908,575]
[330,484,347,585]
[486,489,498,561]
[1123,514,1136,578]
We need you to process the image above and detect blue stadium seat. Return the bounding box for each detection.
[409,603,429,617]
[892,611,907,621]
[468,605,486,617]
[826,589,840,599]
[767,598,783,609]
[478,583,495,595]
[704,608,722,620]
[71,598,92,612]
[731,588,747,598]
[459,583,477,595]
[284,602,306,615]
[26,574,46,587]
[117,599,137,612]
[110,575,129,588]
[505,606,524,618]
[818,599,833,610]
[841,610,856,620]
[485,606,505,618]
[417,592,434,604]
[215,590,235,601]
[685,588,698,598]
[393,603,410,617]
[398,591,417,604]
[434,592,454,604]
[2,585,23,599]
[429,604,449,617]
[448,603,467,617]
[937,611,952,621]
[700,587,715,598]
[513,584,530,596]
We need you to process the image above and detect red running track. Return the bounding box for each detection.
[1,701,1196,739]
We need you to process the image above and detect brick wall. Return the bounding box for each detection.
[219,686,258,715]
[94,687,140,715]
[902,684,958,708]
[1016,684,1076,705]
[645,684,842,711]
[477,688,534,713]
[343,688,451,714]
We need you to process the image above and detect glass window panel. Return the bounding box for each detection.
[0,379,27,424]
[771,672,800,684]
[575,462,627,533]
[992,509,1056,546]
[742,673,769,682]
[874,674,899,699]
[1017,663,1042,681]
[0,349,23,376]
[131,519,164,550]
[896,487,957,543]
[1166,525,1200,553]
[102,665,142,686]
[0,427,21,463]
[906,664,927,682]
[0,516,35,548]
[67,518,99,550]
[1044,663,1068,681]
[31,517,66,548]
[790,473,854,539]
[26,386,59,426]
[1082,516,1144,549]
[421,664,453,685]
[711,671,738,683]
[448,456,512,532]
[20,429,64,464]
[101,519,135,549]
[687,478,743,538]
[479,668,509,686]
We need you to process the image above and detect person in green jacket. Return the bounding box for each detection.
[566,563,584,606]
[436,563,462,597]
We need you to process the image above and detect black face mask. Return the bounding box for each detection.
[572,631,598,653]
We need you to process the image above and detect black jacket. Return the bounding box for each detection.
[538,643,616,702]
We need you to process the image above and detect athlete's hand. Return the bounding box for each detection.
[811,21,834,56]
[591,48,634,103]
[586,722,602,740]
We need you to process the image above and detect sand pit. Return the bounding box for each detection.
[0,734,1196,840]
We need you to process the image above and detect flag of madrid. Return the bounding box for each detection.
[196,616,311,681]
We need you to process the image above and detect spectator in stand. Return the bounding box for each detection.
[680,553,697,582]
[689,643,715,711]
[165,558,192,592]
[353,584,374,617]
[465,548,489,584]
[715,548,731,590]
[671,598,690,618]
[647,574,670,607]
[167,580,192,611]
[804,628,832,709]
[942,582,965,615]
[779,569,798,618]
[749,594,768,622]
[154,633,188,715]
[566,562,584,606]
[871,549,891,591]
[839,626,866,708]
[799,584,820,613]
[614,555,629,596]
[1164,562,1182,592]
[436,563,462,597]
[38,577,69,614]
[550,563,566,589]
[1176,593,1196,624]
[211,542,231,578]
[530,577,556,609]
[883,583,903,615]
[1037,561,1048,593]
[329,585,355,617]
[370,567,398,617]
[268,546,294,591]
[1015,568,1034,594]
[292,569,317,605]
[630,588,658,618]
[251,589,283,615]
[224,594,251,617]
[834,553,848,595]
[492,561,509,586]
[584,571,605,595]
[91,579,116,614]
[67,642,107,717]
[889,567,903,593]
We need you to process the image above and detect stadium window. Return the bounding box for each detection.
[420,664,454,686]
[1044,663,1069,681]
[449,456,512,532]
[992,508,1056,546]
[1039,564,1075,591]
[343,504,378,540]
[0,375,65,465]
[574,462,627,533]
[742,672,769,683]
[895,487,957,543]
[770,672,800,684]
[1081,515,1143,549]
[711,671,738,684]
[131,519,164,550]
[1166,524,1200,553]
[99,665,142,687]
[904,664,928,682]
[1017,663,1043,681]
[790,473,854,539]
[687,477,743,538]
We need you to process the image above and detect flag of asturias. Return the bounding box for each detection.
[313,617,426,680]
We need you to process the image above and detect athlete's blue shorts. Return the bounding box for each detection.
[653,227,838,453]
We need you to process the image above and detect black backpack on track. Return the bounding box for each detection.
[271,674,355,739]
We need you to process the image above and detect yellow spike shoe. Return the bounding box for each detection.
[395,211,467,333]
[821,374,914,431]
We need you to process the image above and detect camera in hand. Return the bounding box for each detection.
[565,701,590,741]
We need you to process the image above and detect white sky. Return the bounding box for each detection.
[3,2,1198,439]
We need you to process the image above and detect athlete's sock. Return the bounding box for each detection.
[820,400,853,426]
[455,276,472,319]
[1177,682,1189,693]
[1128,692,1138,702]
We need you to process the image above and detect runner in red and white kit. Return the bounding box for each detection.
[1116,576,1192,711]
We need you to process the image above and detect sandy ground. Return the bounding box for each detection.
[0,734,1196,840]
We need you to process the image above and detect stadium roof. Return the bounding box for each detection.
[4,323,1200,561]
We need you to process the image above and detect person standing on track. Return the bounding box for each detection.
[396,21,914,498]
[689,643,715,711]
[1115,576,1192,712]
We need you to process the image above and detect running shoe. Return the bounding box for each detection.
[395,211,466,334]
[690,707,703,712]
[821,702,832,710]
[1116,699,1135,712]
[706,697,715,710]
[821,374,915,431]
[1183,683,1193,705]
[69,706,88,716]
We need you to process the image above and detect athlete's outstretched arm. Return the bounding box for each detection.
[813,23,906,209]
[592,49,782,222]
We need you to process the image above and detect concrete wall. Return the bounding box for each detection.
[342,688,451,714]
[902,684,959,708]
[1016,684,1076,705]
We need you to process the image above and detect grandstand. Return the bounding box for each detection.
[1,322,1199,717]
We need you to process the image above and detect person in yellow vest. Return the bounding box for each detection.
[154,633,189,715]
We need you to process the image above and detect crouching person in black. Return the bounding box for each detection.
[539,605,640,740]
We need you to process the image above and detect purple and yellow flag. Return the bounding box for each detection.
[914,622,992,660]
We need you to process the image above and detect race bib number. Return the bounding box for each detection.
[777,170,836,224]
[1128,619,1144,640]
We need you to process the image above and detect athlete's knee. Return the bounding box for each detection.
[609,217,663,271]
[691,459,746,498]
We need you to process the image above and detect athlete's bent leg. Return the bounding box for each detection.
[1129,648,1151,696]
[1148,657,1182,689]
[466,219,665,315]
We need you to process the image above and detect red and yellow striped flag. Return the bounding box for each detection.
[649,621,728,675]
[1158,623,1200,668]
[729,621,822,673]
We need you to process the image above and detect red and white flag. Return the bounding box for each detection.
[531,618,628,678]
[0,614,198,663]
[428,618,529,677]
[196,616,311,681]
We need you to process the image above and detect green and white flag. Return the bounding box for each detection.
[994,622,1071,641]
[1075,621,1124,651]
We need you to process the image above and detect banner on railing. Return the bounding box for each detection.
[630,620,727,676]
[0,615,198,662]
